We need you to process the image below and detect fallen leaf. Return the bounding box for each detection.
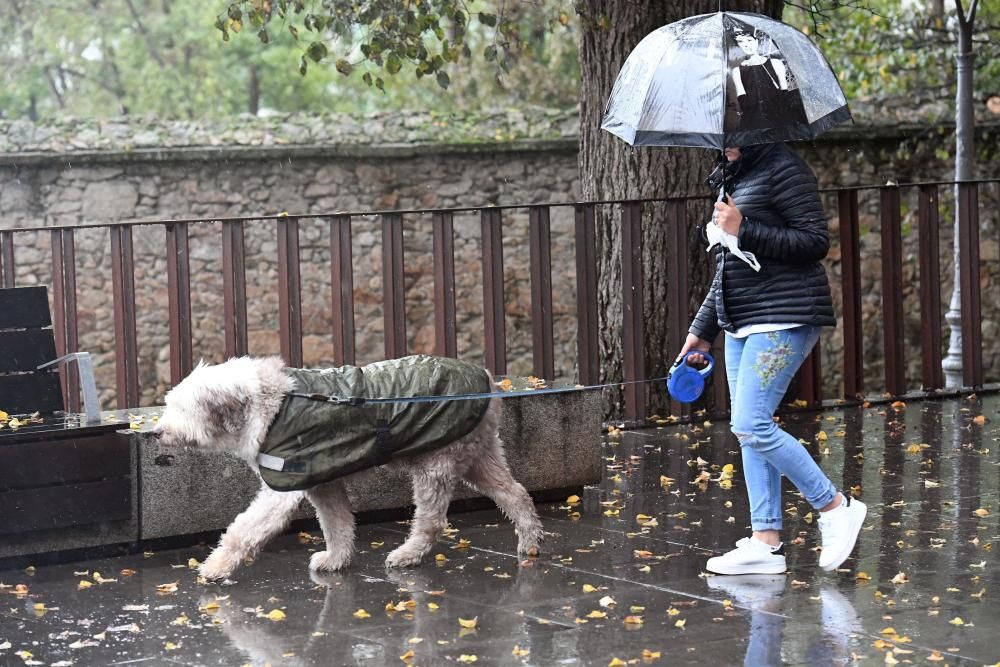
[156,581,179,594]
[582,584,599,593]
[948,617,965,626]
[609,659,627,667]
[457,655,478,663]
[78,580,93,590]
[400,649,415,662]
[426,602,439,611]
[675,618,686,628]
[353,609,371,619]
[512,646,530,657]
[171,613,189,626]
[642,648,662,660]
[566,495,580,504]
[586,610,607,619]
[599,596,617,608]
[972,415,986,426]
[973,508,990,518]
[624,615,644,625]
[458,617,478,629]
[857,572,872,581]
[265,609,286,621]
[164,642,179,651]
[891,572,908,584]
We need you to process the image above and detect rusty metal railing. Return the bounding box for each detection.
[0,179,995,420]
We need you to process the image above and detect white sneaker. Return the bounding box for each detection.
[706,537,787,575]
[817,495,867,571]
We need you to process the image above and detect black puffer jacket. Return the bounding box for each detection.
[689,143,836,342]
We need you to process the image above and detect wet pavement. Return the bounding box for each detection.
[1,394,997,666]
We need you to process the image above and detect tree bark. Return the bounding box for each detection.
[578,0,783,420]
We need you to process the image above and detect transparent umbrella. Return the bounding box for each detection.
[601,11,851,149]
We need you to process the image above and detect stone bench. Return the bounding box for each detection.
[1,386,602,561]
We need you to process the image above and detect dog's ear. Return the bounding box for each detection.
[204,386,251,434]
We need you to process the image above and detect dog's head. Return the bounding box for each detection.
[150,356,286,453]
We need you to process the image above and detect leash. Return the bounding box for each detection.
[286,374,674,406]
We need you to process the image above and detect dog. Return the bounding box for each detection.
[150,355,543,581]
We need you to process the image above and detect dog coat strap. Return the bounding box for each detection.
[257,452,307,474]
[372,419,393,467]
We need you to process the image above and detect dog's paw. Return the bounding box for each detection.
[200,548,241,581]
[310,549,350,572]
[517,530,543,558]
[385,546,426,568]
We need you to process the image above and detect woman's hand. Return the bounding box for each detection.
[677,333,712,369]
[713,194,743,236]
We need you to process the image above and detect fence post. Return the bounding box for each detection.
[621,202,645,421]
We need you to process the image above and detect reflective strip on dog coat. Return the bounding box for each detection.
[257,355,494,492]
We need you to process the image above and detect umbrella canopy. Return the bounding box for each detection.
[601,12,851,149]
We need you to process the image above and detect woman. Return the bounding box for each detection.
[679,144,866,575]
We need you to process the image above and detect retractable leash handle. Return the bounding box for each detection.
[666,351,715,404]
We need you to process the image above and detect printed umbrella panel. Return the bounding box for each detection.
[602,12,851,149]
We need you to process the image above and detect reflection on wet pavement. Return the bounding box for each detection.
[1,395,997,665]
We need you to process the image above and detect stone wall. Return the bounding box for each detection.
[1,112,997,408]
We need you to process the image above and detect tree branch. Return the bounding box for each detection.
[124,0,166,67]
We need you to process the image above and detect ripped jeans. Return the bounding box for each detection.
[725,327,837,532]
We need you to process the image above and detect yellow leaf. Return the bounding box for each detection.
[972,415,986,426]
[199,601,221,613]
[948,617,964,626]
[265,609,286,621]
[642,648,662,660]
[881,627,898,635]
[353,609,371,619]
[599,596,617,607]
[582,584,598,593]
[171,614,189,626]
[973,508,990,517]
[458,617,478,629]
[927,651,944,661]
[187,558,200,569]
[609,659,627,667]
[400,649,415,661]
[427,602,439,611]
[857,572,872,581]
[78,580,93,590]
[435,553,447,562]
[457,655,478,663]
[891,572,908,584]
[512,645,530,657]
[817,431,828,441]
[164,642,179,650]
[667,607,680,616]
[675,618,686,628]
[566,495,580,504]
[624,615,643,625]
[636,514,653,522]
[586,610,607,619]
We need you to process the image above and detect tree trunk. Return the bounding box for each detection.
[578,0,783,420]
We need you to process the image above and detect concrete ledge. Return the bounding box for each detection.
[139,387,602,540]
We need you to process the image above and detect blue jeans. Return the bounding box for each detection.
[725,327,837,532]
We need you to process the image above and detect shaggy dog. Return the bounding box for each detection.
[151,356,543,581]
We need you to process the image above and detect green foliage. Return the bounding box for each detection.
[785,0,1000,119]
[0,0,579,120]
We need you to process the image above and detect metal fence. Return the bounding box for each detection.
[0,178,996,420]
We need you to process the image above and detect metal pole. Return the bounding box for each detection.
[942,5,976,387]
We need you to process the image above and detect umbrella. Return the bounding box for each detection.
[601,11,851,149]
